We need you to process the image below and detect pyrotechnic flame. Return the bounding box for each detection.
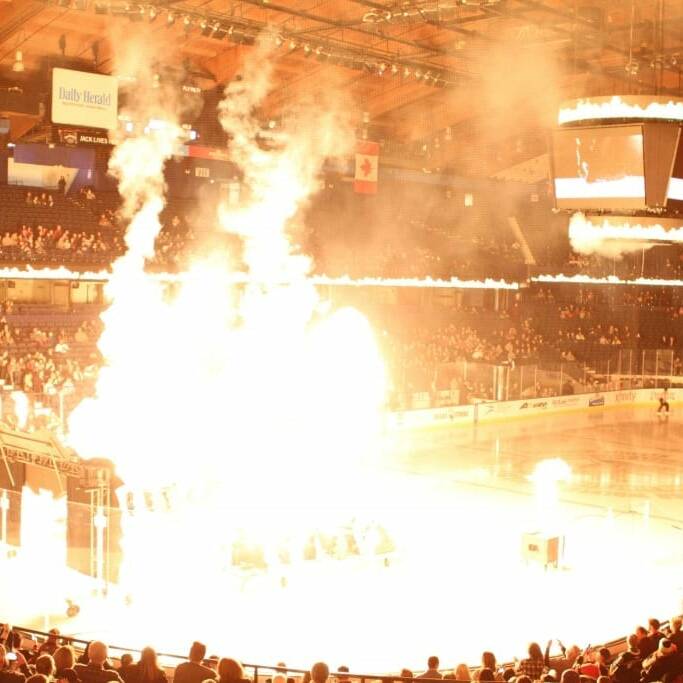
[67,32,388,616]
[0,267,110,281]
[0,266,519,290]
[20,487,67,566]
[567,212,683,258]
[559,96,683,124]
[533,274,683,287]
[10,391,29,430]
[529,457,571,534]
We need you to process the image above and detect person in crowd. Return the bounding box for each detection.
[0,645,27,683]
[38,631,60,657]
[216,660,249,683]
[73,642,122,683]
[116,656,135,683]
[609,634,642,683]
[26,676,47,683]
[546,642,581,676]
[641,639,683,683]
[310,664,328,683]
[128,649,165,683]
[669,617,683,652]
[53,646,78,683]
[417,658,441,680]
[560,670,580,683]
[173,643,215,683]
[399,671,413,680]
[452,665,469,682]
[517,643,545,680]
[641,619,667,659]
[34,656,55,681]
[335,667,350,683]
[474,654,496,681]
[477,671,494,683]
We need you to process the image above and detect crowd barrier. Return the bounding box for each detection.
[386,388,678,430]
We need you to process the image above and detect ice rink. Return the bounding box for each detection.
[3,404,683,672]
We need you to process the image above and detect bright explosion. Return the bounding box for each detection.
[63,37,388,632]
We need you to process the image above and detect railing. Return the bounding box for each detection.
[392,349,683,409]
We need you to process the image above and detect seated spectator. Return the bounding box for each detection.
[474,654,497,681]
[400,671,414,680]
[53,646,78,683]
[641,639,683,683]
[609,635,641,683]
[668,617,683,653]
[310,664,328,683]
[173,643,216,683]
[0,645,26,683]
[115,656,134,683]
[641,619,666,659]
[127,649,166,683]
[417,657,442,680]
[34,656,55,680]
[517,643,545,680]
[74,642,122,683]
[452,665,470,682]
[217,660,249,683]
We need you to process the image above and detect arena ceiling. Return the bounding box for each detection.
[0,0,683,173]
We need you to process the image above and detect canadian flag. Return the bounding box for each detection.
[354,140,379,194]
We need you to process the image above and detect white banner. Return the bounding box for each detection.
[52,68,118,130]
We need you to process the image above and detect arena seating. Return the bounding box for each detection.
[1,617,682,683]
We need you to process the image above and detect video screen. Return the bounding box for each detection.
[552,125,645,209]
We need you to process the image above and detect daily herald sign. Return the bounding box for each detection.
[52,68,118,131]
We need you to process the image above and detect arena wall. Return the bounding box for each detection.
[387,388,678,429]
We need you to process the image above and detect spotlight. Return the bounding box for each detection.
[378,62,387,75]
[390,63,399,75]
[210,21,222,37]
[274,34,284,48]
[199,18,211,36]
[148,6,157,22]
[402,66,411,78]
[288,39,297,50]
[166,11,176,26]
[182,15,192,32]
[303,44,312,56]
[12,50,24,73]
[414,68,423,80]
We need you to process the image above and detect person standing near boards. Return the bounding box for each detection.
[657,387,670,414]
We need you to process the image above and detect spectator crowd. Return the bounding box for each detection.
[1,616,683,683]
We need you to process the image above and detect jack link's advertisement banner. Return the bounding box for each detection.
[51,68,119,131]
